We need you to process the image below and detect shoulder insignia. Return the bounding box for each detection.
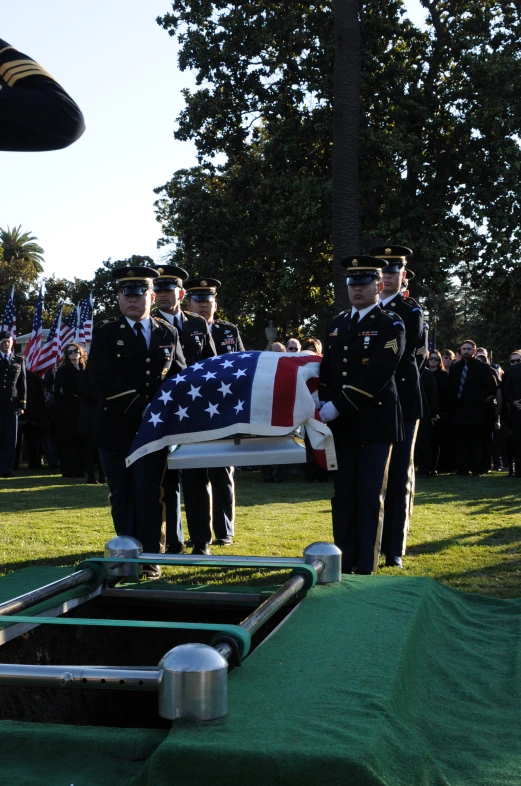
[184,310,207,323]
[153,316,174,328]
[96,316,118,327]
[384,339,399,354]
[412,307,422,313]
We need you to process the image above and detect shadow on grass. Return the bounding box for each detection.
[409,525,521,556]
[1,550,104,574]
[0,472,109,513]
[436,557,521,598]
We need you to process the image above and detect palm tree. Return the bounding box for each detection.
[0,225,45,273]
[332,0,360,313]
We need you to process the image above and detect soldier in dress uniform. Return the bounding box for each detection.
[87,266,186,575]
[368,245,424,568]
[0,37,84,151]
[184,277,246,546]
[319,256,405,575]
[0,331,26,478]
[152,265,217,555]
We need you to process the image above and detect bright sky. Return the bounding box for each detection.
[0,0,427,284]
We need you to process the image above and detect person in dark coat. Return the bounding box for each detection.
[152,266,217,555]
[448,340,497,476]
[88,266,187,570]
[54,343,88,478]
[0,330,27,478]
[14,370,46,470]
[501,350,521,477]
[183,277,246,546]
[319,255,405,575]
[426,350,450,474]
[368,245,423,568]
[415,353,440,477]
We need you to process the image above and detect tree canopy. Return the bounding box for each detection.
[154,0,521,357]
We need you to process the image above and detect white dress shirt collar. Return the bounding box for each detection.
[351,303,379,322]
[125,316,152,348]
[379,291,402,307]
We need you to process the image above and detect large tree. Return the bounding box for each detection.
[155,0,521,349]
[0,225,45,272]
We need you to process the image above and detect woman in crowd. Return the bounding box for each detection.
[501,350,521,477]
[54,343,88,478]
[441,349,455,372]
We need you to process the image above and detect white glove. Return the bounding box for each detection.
[319,401,340,423]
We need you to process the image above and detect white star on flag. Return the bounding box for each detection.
[203,371,217,381]
[205,402,219,418]
[234,399,245,413]
[148,412,163,427]
[239,354,252,358]
[158,390,173,405]
[173,374,187,384]
[192,362,205,371]
[220,359,234,369]
[187,385,203,400]
[209,355,222,361]
[175,406,189,421]
[218,382,232,397]
[233,368,247,379]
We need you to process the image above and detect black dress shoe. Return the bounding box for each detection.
[213,536,233,546]
[142,564,162,580]
[166,542,186,554]
[385,556,403,568]
[192,544,211,556]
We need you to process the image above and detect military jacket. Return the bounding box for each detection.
[0,353,27,414]
[156,309,216,366]
[211,320,245,355]
[380,293,423,421]
[0,38,85,151]
[320,306,405,445]
[88,316,186,451]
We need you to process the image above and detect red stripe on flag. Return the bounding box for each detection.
[271,355,319,427]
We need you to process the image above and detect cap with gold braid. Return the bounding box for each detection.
[341,255,388,285]
[184,277,221,302]
[153,264,188,291]
[368,245,413,272]
[111,266,159,296]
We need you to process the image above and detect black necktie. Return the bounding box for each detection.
[134,321,147,352]
[351,312,359,329]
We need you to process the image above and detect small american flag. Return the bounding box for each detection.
[60,306,78,347]
[24,286,43,371]
[33,301,63,376]
[1,285,16,338]
[77,294,93,345]
[126,351,337,470]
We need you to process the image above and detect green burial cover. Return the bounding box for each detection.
[0,570,520,785]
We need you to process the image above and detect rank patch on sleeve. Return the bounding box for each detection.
[384,339,399,353]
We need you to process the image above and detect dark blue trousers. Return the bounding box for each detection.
[331,434,392,574]
[99,448,134,537]
[381,419,419,557]
[0,413,18,475]
[208,466,235,539]
[131,448,184,553]
[181,468,213,546]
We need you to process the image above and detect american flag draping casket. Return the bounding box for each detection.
[125,351,337,471]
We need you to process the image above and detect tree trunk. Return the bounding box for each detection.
[332,0,361,314]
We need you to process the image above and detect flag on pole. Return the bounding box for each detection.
[60,305,78,347]
[24,286,43,371]
[33,301,63,376]
[77,294,93,345]
[1,285,16,338]
[126,351,337,471]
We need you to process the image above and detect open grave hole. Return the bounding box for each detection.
[0,591,301,728]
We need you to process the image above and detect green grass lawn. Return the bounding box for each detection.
[1,468,520,598]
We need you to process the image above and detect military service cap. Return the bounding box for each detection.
[400,269,416,290]
[368,245,413,272]
[153,264,188,291]
[341,255,388,285]
[112,266,159,296]
[184,277,221,301]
